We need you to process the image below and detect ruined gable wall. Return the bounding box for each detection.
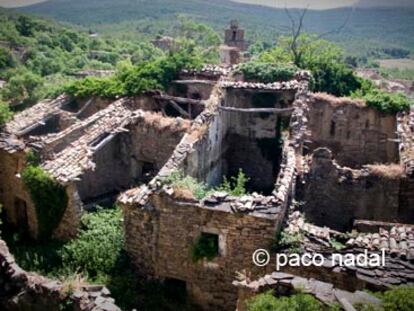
[122,193,278,311]
[303,148,407,232]
[307,94,399,168]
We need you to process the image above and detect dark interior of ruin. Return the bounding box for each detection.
[204,90,294,195]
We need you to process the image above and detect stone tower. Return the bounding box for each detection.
[224,20,247,51]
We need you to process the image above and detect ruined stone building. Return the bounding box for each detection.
[0,61,413,310]
[0,47,414,311]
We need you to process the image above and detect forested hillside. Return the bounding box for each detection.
[17,0,414,57]
[0,9,224,125]
[0,9,166,108]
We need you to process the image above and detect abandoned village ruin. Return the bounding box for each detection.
[0,22,413,311]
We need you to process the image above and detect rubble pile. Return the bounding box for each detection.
[220,80,300,91]
[283,212,414,287]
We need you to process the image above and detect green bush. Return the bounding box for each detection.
[0,48,15,71]
[65,48,203,98]
[163,170,210,200]
[236,62,298,83]
[164,169,250,200]
[259,34,362,97]
[247,292,334,311]
[352,86,411,114]
[191,233,219,262]
[61,208,123,277]
[0,100,13,126]
[216,169,250,196]
[382,286,414,311]
[354,286,414,311]
[1,68,43,106]
[274,231,304,254]
[21,165,68,240]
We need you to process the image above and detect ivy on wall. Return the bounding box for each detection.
[21,164,68,240]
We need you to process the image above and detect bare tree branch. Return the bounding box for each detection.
[317,8,353,39]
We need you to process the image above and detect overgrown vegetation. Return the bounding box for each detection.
[61,208,123,278]
[64,44,203,98]
[273,230,304,254]
[191,233,219,262]
[247,291,339,311]
[0,10,216,107]
[17,2,414,59]
[0,100,13,126]
[354,286,414,311]
[21,165,68,240]
[351,79,412,113]
[247,285,414,311]
[3,206,197,311]
[258,34,412,113]
[236,62,298,83]
[163,169,250,200]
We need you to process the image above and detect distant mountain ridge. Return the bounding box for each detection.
[356,0,414,8]
[15,0,414,56]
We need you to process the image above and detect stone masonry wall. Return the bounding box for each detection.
[122,192,279,311]
[307,94,399,168]
[397,108,414,219]
[303,148,409,232]
[0,150,38,238]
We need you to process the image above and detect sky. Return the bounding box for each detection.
[0,0,47,8]
[232,0,357,10]
[0,0,413,9]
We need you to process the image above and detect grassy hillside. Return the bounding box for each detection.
[16,0,414,57]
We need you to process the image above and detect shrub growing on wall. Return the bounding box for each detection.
[236,61,298,83]
[21,165,68,240]
[351,82,412,114]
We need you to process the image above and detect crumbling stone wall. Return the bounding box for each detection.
[120,82,307,311]
[122,192,279,311]
[397,108,414,219]
[0,150,38,237]
[184,88,296,194]
[306,94,399,168]
[75,116,189,202]
[0,239,120,311]
[303,148,410,232]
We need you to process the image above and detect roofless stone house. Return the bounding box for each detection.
[0,23,413,310]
